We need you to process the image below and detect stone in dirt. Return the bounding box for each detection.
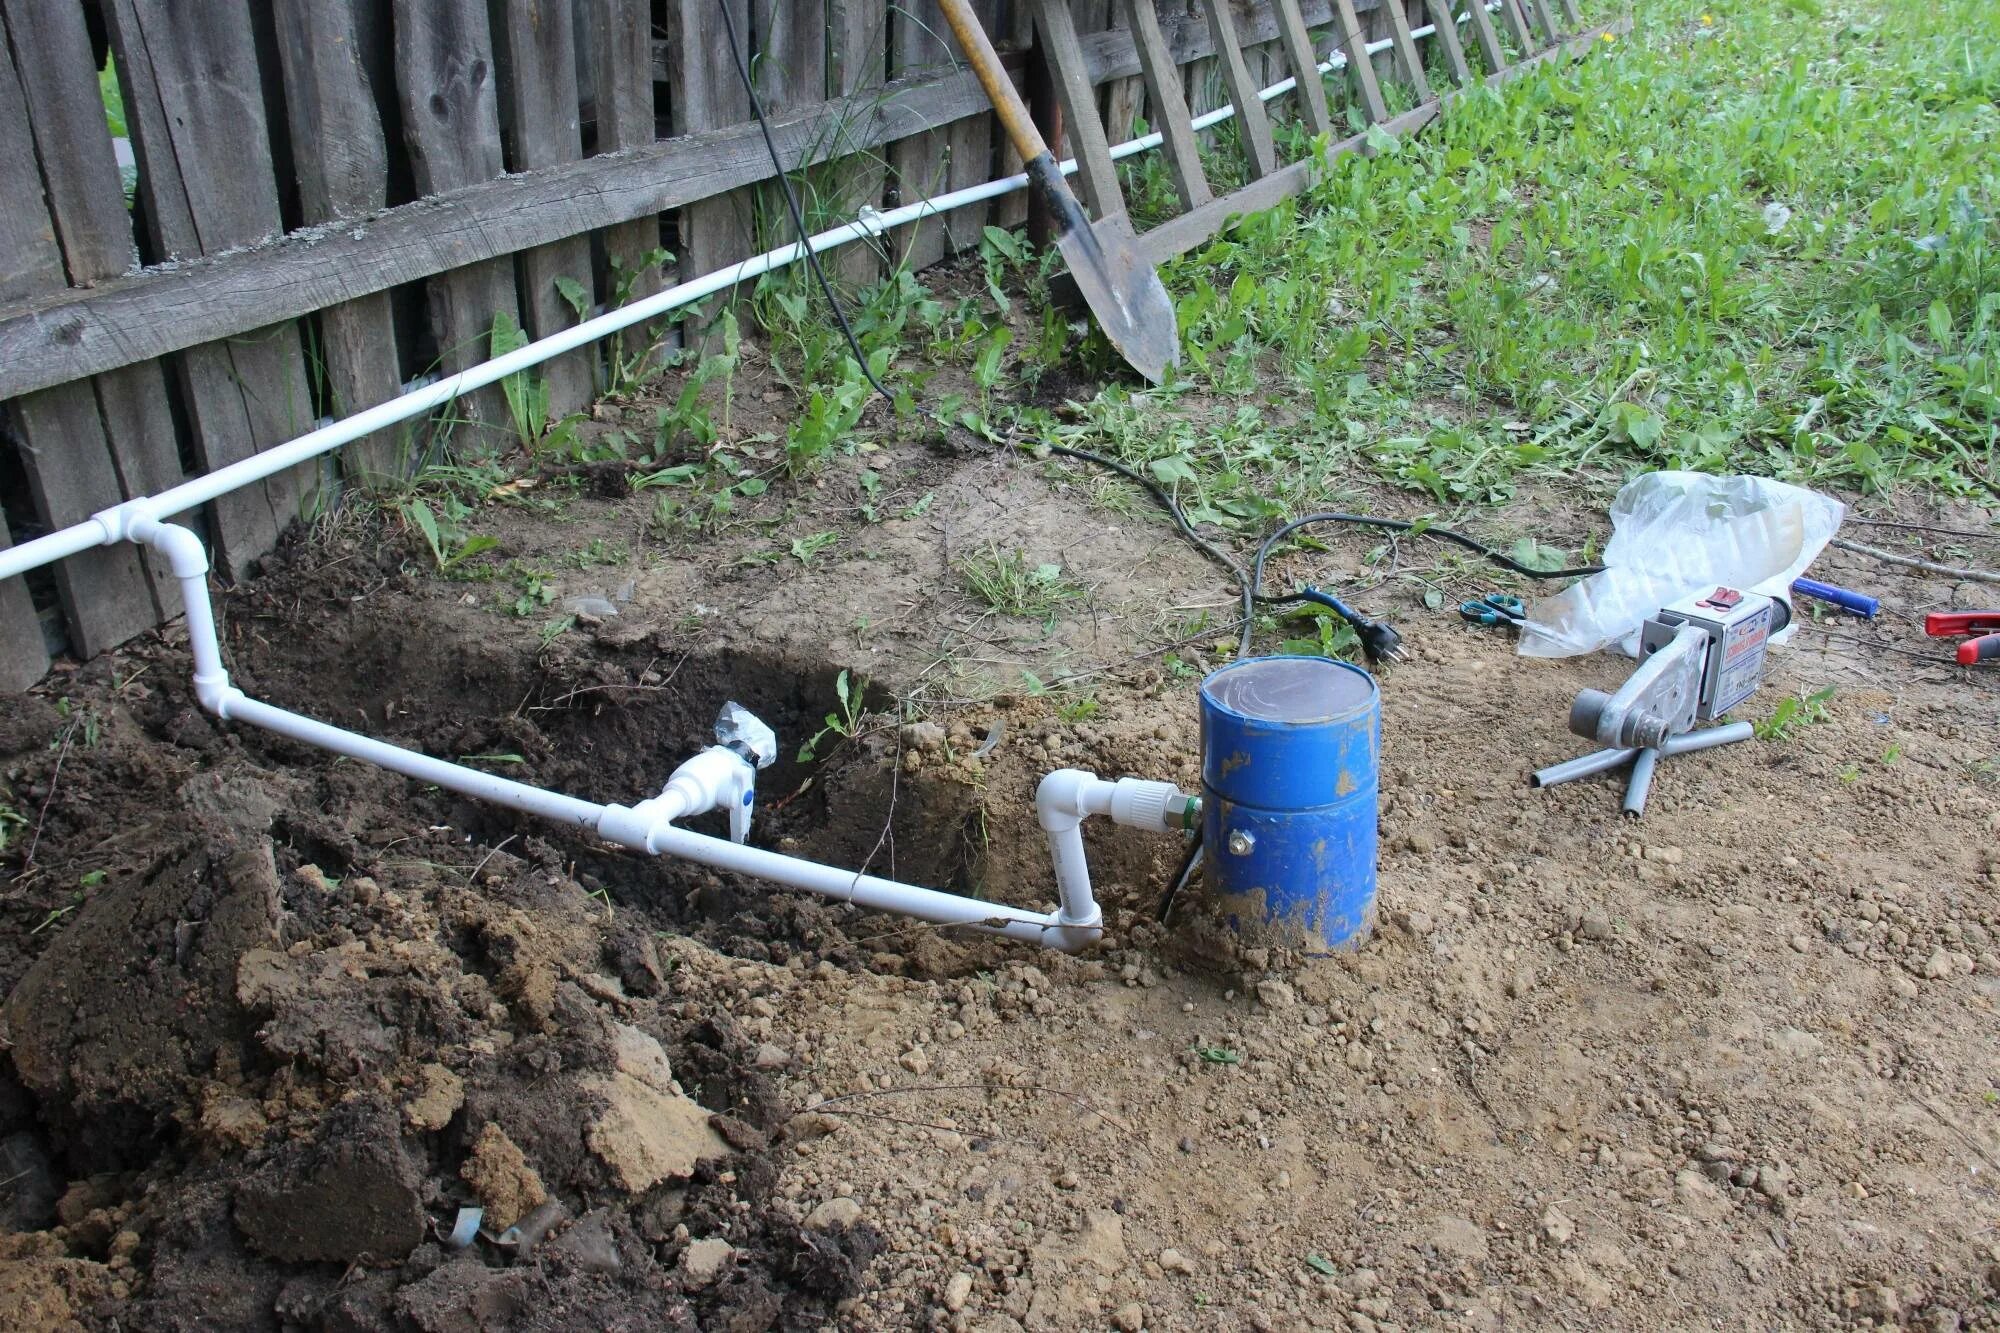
[197,1086,270,1150]
[1159,1247,1197,1275]
[584,1073,729,1193]
[461,1122,548,1230]
[806,1196,863,1230]
[1540,1205,1577,1246]
[1255,979,1297,1009]
[234,1095,425,1264]
[403,1063,465,1132]
[610,1023,676,1091]
[680,1237,734,1284]
[1112,1302,1146,1331]
[944,1270,974,1311]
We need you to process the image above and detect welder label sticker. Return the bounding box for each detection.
[1723,624,1767,660]
[1712,608,1772,716]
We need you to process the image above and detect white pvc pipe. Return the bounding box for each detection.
[0,9,1482,586]
[646,823,1091,948]
[123,517,1132,950]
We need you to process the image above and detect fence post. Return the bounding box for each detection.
[584,0,671,371]
[104,0,321,581]
[493,0,596,420]
[273,0,409,486]
[393,0,522,453]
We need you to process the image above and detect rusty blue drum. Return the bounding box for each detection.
[1199,656,1380,951]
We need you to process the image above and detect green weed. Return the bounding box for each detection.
[959,549,1084,619]
[400,498,499,573]
[490,312,582,457]
[1755,686,1835,741]
[799,669,869,763]
[789,531,841,565]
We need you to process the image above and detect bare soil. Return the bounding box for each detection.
[1,384,1997,1332]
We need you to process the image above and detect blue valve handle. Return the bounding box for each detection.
[1791,577,1878,619]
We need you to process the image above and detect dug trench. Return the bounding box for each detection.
[0,506,1206,1332]
[2,466,1999,1330]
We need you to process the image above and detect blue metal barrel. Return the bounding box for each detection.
[1199,656,1380,951]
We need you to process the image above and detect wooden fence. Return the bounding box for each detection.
[0,0,1546,691]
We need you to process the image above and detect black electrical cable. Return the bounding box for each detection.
[719,1,1631,905]
[711,0,1251,592]
[1156,834,1204,925]
[716,0,1595,671]
[1238,513,1608,658]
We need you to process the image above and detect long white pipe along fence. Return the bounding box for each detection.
[0,17,1464,946]
[0,16,1464,582]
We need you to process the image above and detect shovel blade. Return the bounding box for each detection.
[1055,212,1180,386]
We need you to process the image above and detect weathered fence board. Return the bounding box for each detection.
[105,0,318,581]
[494,0,595,418]
[668,0,754,333]
[274,0,408,483]
[0,43,159,655]
[1498,0,1538,56]
[584,0,670,366]
[828,0,891,283]
[892,0,981,267]
[0,0,1565,692]
[1033,0,1122,219]
[1271,0,1334,136]
[1328,0,1390,122]
[1378,0,1432,99]
[1422,0,1474,87]
[3,0,184,613]
[754,0,839,280]
[1122,0,1211,208]
[1200,0,1280,179]
[1087,0,1140,147]
[1459,0,1510,74]
[395,0,520,448]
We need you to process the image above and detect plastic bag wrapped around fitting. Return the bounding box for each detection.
[1519,472,1845,658]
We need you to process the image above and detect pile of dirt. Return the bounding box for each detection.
[0,620,892,1328]
[0,441,1997,1330]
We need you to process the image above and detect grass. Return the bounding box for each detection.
[360,0,1996,670]
[959,548,1086,619]
[1049,0,1999,531]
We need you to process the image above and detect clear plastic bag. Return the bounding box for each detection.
[1519,472,1845,659]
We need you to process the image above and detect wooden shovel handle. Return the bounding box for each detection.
[936,0,1050,163]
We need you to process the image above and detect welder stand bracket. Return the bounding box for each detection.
[1532,721,1756,819]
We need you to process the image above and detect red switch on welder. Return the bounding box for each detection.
[1924,612,2000,665]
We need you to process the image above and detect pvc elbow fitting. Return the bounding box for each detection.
[1035,769,1097,832]
[126,513,208,578]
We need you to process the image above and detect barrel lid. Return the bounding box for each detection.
[1201,655,1375,725]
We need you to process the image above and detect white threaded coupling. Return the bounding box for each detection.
[1107,778,1196,834]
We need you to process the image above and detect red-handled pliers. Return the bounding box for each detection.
[1924,611,2000,665]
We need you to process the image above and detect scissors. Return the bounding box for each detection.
[1458,593,1526,629]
